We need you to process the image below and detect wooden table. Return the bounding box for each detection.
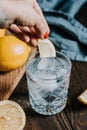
[10,61,87,130]
[10,3,87,130]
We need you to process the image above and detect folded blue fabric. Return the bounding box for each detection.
[37,0,87,62]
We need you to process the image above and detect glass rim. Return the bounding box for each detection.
[25,51,72,81]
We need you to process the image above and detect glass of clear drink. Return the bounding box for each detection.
[26,51,71,115]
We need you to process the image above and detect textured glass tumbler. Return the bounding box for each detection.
[26,51,71,115]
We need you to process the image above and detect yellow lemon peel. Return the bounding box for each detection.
[0,36,31,71]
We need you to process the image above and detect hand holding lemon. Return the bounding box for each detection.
[0,0,49,45]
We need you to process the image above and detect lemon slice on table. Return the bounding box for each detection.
[0,100,26,130]
[77,89,87,105]
[38,39,56,58]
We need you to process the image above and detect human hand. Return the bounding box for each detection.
[0,0,50,46]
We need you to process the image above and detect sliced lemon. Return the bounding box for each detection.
[38,39,56,58]
[77,89,87,105]
[0,100,26,130]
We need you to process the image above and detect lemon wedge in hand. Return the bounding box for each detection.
[0,100,26,130]
[38,39,56,58]
[77,89,87,105]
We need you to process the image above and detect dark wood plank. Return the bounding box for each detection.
[64,62,87,130]
[65,4,87,129]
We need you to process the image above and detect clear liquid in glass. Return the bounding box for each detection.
[26,56,71,115]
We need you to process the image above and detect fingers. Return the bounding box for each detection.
[8,24,38,46]
[33,0,50,34]
[2,0,49,40]
[30,38,38,46]
[1,0,50,46]
[19,26,38,46]
[13,4,47,38]
[12,1,49,39]
[8,24,30,42]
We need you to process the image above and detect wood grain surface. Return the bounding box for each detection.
[0,65,25,101]
[65,62,87,130]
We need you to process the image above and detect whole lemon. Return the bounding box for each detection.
[0,36,31,71]
[0,29,5,37]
